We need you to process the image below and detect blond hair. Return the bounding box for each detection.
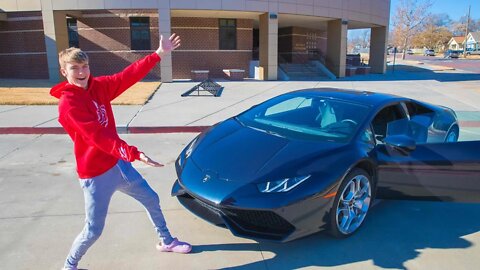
[58,47,89,69]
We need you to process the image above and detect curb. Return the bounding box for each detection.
[1,122,479,135]
[0,126,211,135]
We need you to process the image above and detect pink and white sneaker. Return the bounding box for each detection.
[156,238,192,254]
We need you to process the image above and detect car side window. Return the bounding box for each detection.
[371,104,406,143]
[404,101,435,144]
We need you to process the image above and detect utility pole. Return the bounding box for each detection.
[464,5,470,56]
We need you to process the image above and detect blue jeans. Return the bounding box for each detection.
[64,160,173,268]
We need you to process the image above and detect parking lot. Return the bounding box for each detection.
[1,62,480,269]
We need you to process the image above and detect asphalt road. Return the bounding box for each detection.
[395,54,480,73]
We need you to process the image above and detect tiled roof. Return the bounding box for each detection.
[450,36,465,44]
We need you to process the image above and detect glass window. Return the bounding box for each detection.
[371,104,407,142]
[67,18,79,48]
[130,17,150,50]
[219,19,236,50]
[265,97,312,116]
[237,93,370,142]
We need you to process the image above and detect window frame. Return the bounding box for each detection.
[130,17,151,50]
[219,19,237,50]
[67,18,79,48]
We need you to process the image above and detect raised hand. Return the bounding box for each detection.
[156,33,181,57]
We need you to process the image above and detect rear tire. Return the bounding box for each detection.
[329,168,372,238]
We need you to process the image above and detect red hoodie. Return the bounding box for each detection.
[50,52,161,179]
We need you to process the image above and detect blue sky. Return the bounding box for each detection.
[349,0,478,38]
[390,0,479,21]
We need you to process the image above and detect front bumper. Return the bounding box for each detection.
[172,179,333,242]
[175,184,295,241]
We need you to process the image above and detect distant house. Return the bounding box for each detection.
[464,32,480,51]
[447,36,465,50]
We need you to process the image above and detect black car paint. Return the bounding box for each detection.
[172,88,480,242]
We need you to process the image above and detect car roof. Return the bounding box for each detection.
[289,88,406,107]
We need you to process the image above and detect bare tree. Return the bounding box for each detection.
[451,16,480,36]
[347,29,370,53]
[391,0,433,59]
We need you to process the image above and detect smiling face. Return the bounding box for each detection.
[61,61,90,89]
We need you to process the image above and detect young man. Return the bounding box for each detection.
[50,34,191,270]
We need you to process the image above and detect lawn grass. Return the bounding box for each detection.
[0,80,160,105]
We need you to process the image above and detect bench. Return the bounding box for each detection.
[345,66,357,76]
[223,69,245,81]
[355,66,371,75]
[191,70,209,81]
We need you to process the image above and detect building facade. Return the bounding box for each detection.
[0,0,390,82]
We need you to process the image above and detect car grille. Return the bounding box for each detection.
[177,193,295,240]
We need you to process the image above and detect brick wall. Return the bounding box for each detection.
[88,51,161,79]
[0,12,48,79]
[0,10,254,80]
[172,17,253,79]
[77,10,160,79]
[173,51,251,78]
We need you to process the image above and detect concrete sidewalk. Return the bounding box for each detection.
[1,61,480,135]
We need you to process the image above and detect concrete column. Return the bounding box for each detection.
[326,19,347,78]
[41,1,69,82]
[369,26,387,74]
[259,13,278,80]
[158,6,173,82]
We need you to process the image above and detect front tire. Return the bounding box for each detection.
[445,126,459,142]
[329,168,372,238]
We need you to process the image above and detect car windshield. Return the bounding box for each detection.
[236,93,370,142]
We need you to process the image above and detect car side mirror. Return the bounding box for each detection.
[384,135,416,155]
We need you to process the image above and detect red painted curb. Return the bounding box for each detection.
[0,127,66,134]
[0,126,210,135]
[459,121,480,128]
[1,122,478,134]
[128,126,210,133]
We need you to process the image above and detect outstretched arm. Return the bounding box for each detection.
[103,33,181,101]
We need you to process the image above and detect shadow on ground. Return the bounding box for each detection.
[193,200,480,269]
[338,65,480,82]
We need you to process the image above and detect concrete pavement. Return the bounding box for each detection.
[1,134,480,270]
[1,61,480,269]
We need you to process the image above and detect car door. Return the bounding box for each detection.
[375,141,480,202]
[372,105,480,202]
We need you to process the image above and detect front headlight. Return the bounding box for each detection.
[257,175,311,193]
[185,137,198,159]
[178,137,198,167]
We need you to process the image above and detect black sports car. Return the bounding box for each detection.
[172,88,480,242]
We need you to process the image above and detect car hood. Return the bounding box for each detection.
[180,119,348,204]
